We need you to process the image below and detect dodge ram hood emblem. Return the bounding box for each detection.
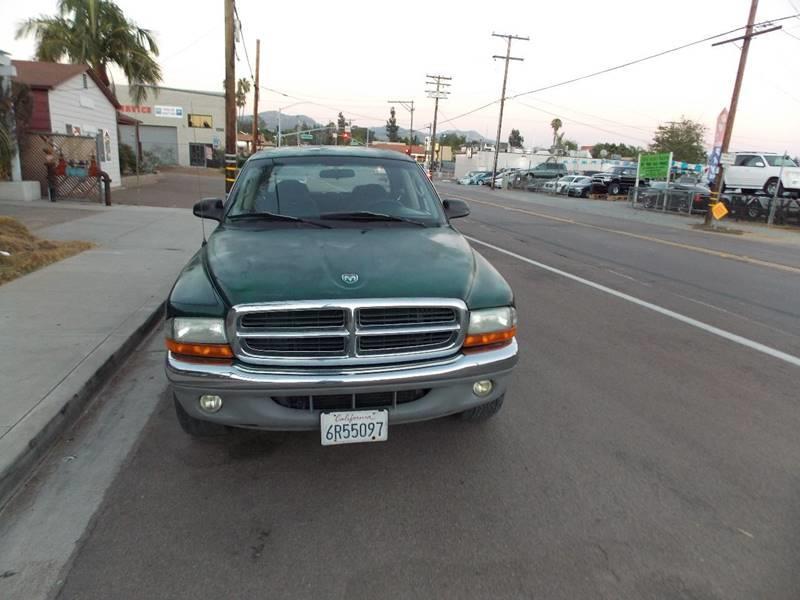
[341,273,359,285]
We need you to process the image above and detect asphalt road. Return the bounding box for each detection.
[4,184,800,599]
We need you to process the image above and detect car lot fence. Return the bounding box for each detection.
[630,186,697,214]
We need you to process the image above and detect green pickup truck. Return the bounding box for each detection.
[165,147,519,445]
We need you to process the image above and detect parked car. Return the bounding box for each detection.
[541,180,558,193]
[524,161,569,181]
[565,176,593,198]
[489,168,520,188]
[735,195,800,220]
[555,175,588,195]
[723,152,800,196]
[166,147,519,443]
[458,170,491,185]
[591,166,639,195]
[639,178,711,212]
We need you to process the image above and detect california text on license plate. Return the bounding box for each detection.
[320,410,388,446]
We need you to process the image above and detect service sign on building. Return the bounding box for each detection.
[154,105,184,118]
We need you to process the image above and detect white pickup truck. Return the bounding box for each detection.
[724,152,800,196]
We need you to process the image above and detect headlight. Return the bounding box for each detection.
[170,317,227,343]
[464,307,517,349]
[166,317,232,359]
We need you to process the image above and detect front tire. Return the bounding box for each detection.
[764,178,780,196]
[747,201,762,220]
[607,182,621,196]
[460,394,504,422]
[174,396,229,437]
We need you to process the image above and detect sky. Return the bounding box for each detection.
[3,0,800,156]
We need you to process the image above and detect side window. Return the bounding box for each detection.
[734,154,754,166]
[746,156,766,167]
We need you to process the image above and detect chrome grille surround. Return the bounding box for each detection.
[227,298,468,366]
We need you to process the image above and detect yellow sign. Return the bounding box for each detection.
[711,202,729,220]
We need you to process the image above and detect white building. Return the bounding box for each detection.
[116,85,225,168]
[12,60,122,188]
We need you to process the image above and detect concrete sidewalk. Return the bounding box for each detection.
[0,199,202,506]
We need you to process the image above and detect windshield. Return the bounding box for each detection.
[764,155,798,167]
[227,156,446,226]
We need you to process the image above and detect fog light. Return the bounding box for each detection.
[472,380,493,397]
[199,394,223,413]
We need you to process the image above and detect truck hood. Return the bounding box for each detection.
[204,225,478,306]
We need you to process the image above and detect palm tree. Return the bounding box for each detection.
[16,0,161,104]
[235,77,251,122]
[550,118,562,151]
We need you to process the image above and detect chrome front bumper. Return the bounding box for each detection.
[166,339,518,430]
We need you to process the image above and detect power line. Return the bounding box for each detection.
[514,100,651,145]
[232,1,254,79]
[434,13,800,129]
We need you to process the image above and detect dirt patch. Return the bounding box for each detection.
[690,223,745,235]
[0,216,93,285]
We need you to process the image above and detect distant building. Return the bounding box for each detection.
[116,85,225,168]
[12,60,122,187]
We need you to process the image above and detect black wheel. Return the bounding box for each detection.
[747,201,762,220]
[764,178,780,196]
[581,188,589,198]
[607,182,621,196]
[174,396,229,437]
[460,394,504,422]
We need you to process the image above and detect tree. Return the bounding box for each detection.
[16,0,162,104]
[649,117,707,164]
[590,142,644,159]
[439,132,466,151]
[550,118,562,150]
[403,134,420,146]
[1,82,32,180]
[563,139,578,152]
[508,129,524,148]
[337,112,347,133]
[235,78,251,122]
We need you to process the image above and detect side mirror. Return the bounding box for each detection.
[442,198,470,219]
[193,198,224,222]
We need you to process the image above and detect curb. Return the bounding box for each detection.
[0,301,165,510]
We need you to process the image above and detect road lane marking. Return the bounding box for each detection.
[452,194,800,275]
[466,235,800,369]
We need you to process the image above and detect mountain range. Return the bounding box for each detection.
[239,111,489,143]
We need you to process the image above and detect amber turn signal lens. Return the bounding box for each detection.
[463,327,516,348]
[165,338,234,359]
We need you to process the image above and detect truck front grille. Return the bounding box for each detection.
[228,299,467,366]
[358,331,455,354]
[240,308,345,329]
[272,388,429,411]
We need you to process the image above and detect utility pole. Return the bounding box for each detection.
[224,0,237,194]
[251,38,260,152]
[388,100,415,151]
[490,32,528,190]
[425,75,451,174]
[705,0,781,224]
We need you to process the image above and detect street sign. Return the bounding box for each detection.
[711,201,729,220]
[638,152,671,179]
[720,152,735,166]
[300,133,313,141]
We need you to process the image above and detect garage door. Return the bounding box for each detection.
[120,125,179,166]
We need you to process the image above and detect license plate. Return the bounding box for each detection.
[320,410,388,446]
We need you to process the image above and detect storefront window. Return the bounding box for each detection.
[188,114,213,128]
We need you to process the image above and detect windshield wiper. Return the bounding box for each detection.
[228,212,331,228]
[318,211,426,227]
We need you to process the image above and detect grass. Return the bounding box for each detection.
[0,216,93,285]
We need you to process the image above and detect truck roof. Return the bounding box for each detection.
[249,146,417,162]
